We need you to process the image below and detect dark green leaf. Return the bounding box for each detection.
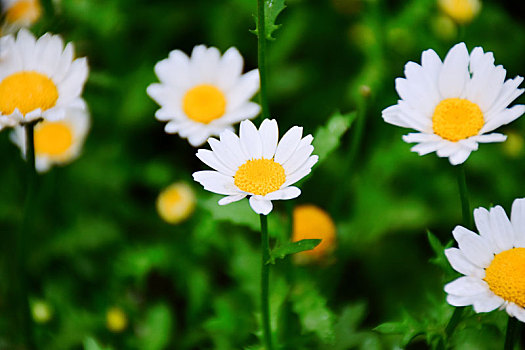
[253,0,287,40]
[268,239,321,263]
[313,111,356,166]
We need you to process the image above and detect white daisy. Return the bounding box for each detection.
[1,0,41,33]
[0,29,88,129]
[444,198,525,322]
[382,42,525,165]
[147,45,261,147]
[11,103,90,172]
[193,119,318,215]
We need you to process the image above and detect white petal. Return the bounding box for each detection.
[402,133,441,143]
[439,43,470,99]
[511,198,525,247]
[216,47,244,91]
[488,205,515,253]
[263,187,301,201]
[472,292,504,313]
[410,140,444,156]
[281,135,314,175]
[444,248,485,277]
[274,126,303,164]
[196,149,235,176]
[283,155,318,187]
[449,148,472,165]
[470,133,507,143]
[474,207,497,248]
[219,130,248,168]
[259,119,279,159]
[192,170,239,195]
[218,194,247,205]
[444,276,489,296]
[208,137,243,170]
[481,105,525,134]
[239,119,262,159]
[452,225,494,268]
[506,303,525,322]
[446,294,475,307]
[249,196,273,215]
[226,69,260,110]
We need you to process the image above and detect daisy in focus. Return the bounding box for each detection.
[0,29,88,129]
[193,119,318,215]
[147,45,260,147]
[444,198,525,322]
[382,42,525,165]
[10,105,90,172]
[1,0,41,34]
[292,204,336,264]
[156,182,196,224]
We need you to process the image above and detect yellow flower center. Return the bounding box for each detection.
[34,121,73,157]
[292,204,336,263]
[439,0,480,24]
[432,98,484,142]
[234,158,286,196]
[0,71,58,115]
[182,84,226,124]
[6,0,42,24]
[156,183,195,224]
[484,247,525,308]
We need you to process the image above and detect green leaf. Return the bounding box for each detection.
[253,0,287,40]
[83,338,112,350]
[138,304,174,350]
[427,231,454,273]
[292,280,336,344]
[268,239,321,263]
[313,111,356,166]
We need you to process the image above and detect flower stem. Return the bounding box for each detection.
[260,214,273,350]
[455,164,472,229]
[257,0,270,121]
[17,121,39,349]
[504,316,521,350]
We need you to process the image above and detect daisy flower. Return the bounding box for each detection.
[10,104,90,172]
[147,45,260,147]
[0,29,88,129]
[438,0,481,24]
[193,119,318,215]
[292,204,336,264]
[382,42,525,165]
[156,182,196,224]
[444,198,525,322]
[1,0,41,33]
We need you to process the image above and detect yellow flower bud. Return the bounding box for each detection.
[438,0,481,24]
[156,182,196,224]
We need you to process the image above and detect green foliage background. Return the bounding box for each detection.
[1,0,524,348]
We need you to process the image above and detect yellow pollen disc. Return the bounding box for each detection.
[6,0,42,24]
[484,247,525,308]
[432,98,484,142]
[292,204,336,263]
[0,71,58,115]
[34,121,73,157]
[182,84,226,124]
[234,158,286,196]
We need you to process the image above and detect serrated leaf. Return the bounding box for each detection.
[253,0,287,40]
[292,280,336,344]
[268,239,321,263]
[313,111,356,166]
[427,231,454,273]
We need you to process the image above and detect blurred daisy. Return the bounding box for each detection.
[1,0,42,34]
[382,43,525,165]
[444,198,525,322]
[106,307,128,333]
[193,119,318,215]
[147,45,260,147]
[292,204,336,264]
[156,182,196,224]
[438,0,481,24]
[0,29,88,129]
[11,105,90,172]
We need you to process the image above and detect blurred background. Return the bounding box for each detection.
[1,0,525,348]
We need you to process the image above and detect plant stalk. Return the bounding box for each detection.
[260,214,273,350]
[257,0,270,121]
[504,316,520,350]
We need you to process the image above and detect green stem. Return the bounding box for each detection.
[455,164,472,229]
[504,316,520,350]
[257,0,270,121]
[18,121,38,349]
[260,214,273,350]
[445,307,463,340]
